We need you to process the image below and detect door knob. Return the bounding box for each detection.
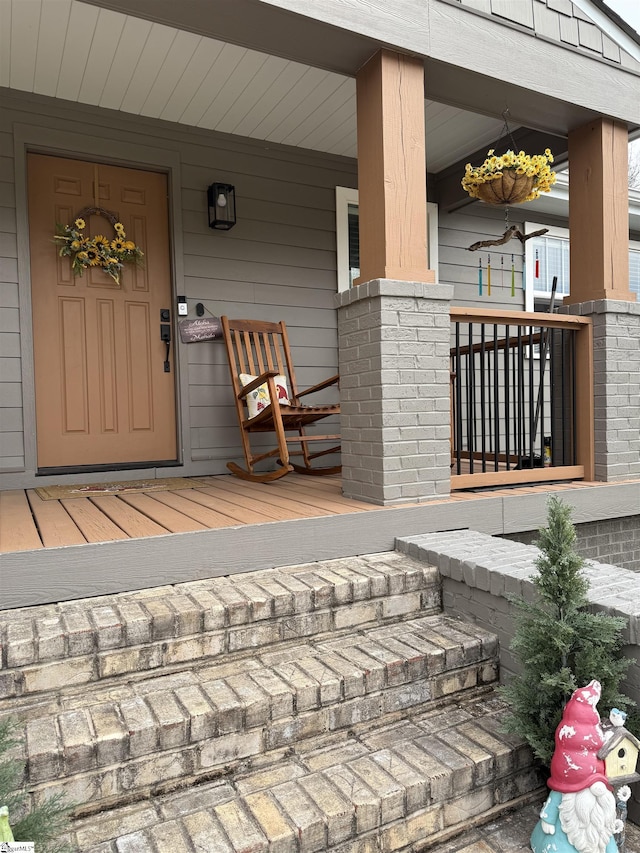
[160,310,171,372]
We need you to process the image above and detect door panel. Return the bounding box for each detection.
[28,154,177,469]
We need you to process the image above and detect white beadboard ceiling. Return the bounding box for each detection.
[0,0,507,172]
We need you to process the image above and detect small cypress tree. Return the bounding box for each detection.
[0,717,73,852]
[501,495,633,766]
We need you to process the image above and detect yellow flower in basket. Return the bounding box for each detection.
[462,148,556,205]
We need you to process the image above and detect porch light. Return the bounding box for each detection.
[208,183,236,230]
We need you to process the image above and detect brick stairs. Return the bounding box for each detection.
[0,552,545,852]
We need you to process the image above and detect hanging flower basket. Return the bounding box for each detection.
[475,170,536,205]
[462,148,556,205]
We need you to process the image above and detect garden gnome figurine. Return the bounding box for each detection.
[531,680,621,853]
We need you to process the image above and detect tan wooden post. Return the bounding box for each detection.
[354,49,435,285]
[566,118,634,304]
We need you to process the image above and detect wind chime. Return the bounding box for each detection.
[477,252,518,297]
[463,109,556,298]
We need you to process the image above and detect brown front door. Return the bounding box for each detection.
[28,154,177,470]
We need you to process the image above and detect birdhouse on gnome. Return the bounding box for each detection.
[597,708,640,786]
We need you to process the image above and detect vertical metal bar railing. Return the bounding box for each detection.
[467,323,475,474]
[450,314,582,483]
[480,325,486,470]
[527,325,535,467]
[539,325,546,467]
[517,328,524,465]
[493,324,500,471]
[550,327,556,466]
[455,324,462,475]
[561,328,567,465]
[454,324,461,475]
[504,324,511,470]
[571,329,578,466]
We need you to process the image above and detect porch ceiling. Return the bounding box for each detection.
[0,0,514,173]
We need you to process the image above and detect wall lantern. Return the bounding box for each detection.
[208,183,236,230]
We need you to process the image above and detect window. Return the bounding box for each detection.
[524,222,640,310]
[335,187,438,291]
[631,247,640,294]
[335,187,360,292]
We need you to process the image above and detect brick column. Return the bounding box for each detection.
[336,279,453,505]
[562,300,640,481]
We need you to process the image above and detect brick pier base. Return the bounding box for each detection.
[336,280,453,505]
[563,300,640,481]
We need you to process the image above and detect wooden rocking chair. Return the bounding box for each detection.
[221,316,341,482]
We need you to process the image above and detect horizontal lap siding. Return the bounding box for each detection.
[0,126,23,471]
[178,138,349,467]
[1,92,355,477]
[439,206,527,310]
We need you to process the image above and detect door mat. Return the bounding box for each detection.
[35,477,211,501]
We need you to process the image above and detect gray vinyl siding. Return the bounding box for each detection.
[0,90,355,482]
[438,205,527,310]
[178,142,346,468]
[455,0,640,74]
[0,123,23,471]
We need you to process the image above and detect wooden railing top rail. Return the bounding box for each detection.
[450,306,591,329]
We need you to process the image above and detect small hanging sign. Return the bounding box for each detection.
[179,316,222,343]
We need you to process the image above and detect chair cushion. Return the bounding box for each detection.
[240,373,290,418]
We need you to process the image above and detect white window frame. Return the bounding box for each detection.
[630,243,640,296]
[335,186,360,293]
[335,187,439,291]
[524,222,570,312]
[524,221,640,309]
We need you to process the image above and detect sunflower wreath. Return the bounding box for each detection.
[53,206,144,285]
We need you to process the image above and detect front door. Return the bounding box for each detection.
[28,154,177,470]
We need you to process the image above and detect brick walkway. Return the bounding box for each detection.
[428,802,640,852]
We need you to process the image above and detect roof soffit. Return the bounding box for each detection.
[78,0,640,127]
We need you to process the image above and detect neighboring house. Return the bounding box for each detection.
[1,0,639,502]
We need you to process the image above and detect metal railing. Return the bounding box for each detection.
[449,308,593,489]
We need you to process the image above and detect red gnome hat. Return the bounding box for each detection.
[548,679,611,793]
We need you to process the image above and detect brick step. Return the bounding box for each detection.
[63,692,543,853]
[0,554,441,699]
[11,614,498,811]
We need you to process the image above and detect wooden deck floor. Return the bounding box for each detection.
[0,474,383,554]
[0,472,616,555]
[2,473,639,609]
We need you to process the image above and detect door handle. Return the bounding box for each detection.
[160,311,171,372]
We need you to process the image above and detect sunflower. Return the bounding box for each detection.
[53,214,143,284]
[461,147,556,203]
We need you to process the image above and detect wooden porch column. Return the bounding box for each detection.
[565,118,634,304]
[354,49,435,285]
[561,118,640,484]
